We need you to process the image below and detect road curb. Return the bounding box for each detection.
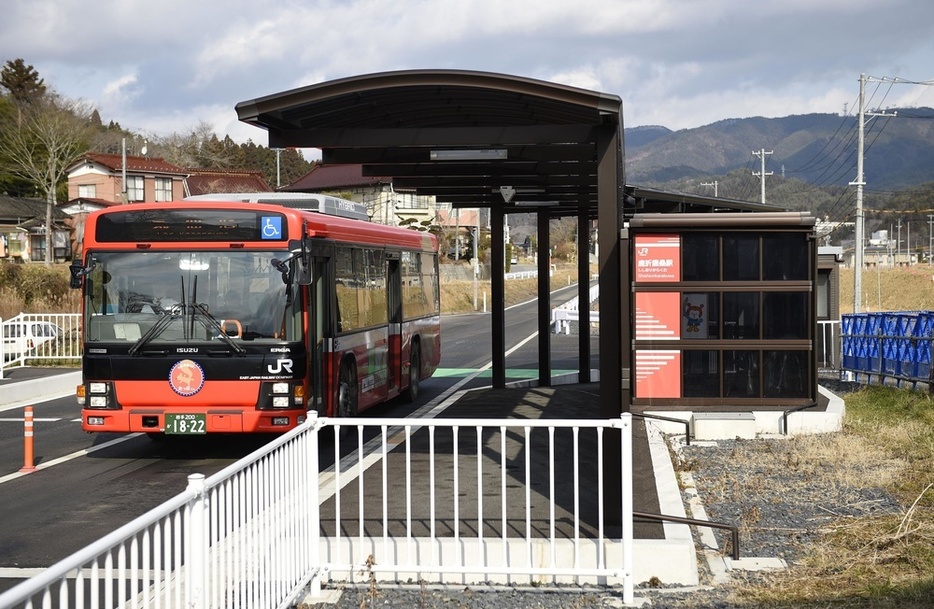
[0,371,81,409]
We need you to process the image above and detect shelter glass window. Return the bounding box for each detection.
[723,234,759,281]
[723,292,759,339]
[681,233,718,281]
[723,350,759,397]
[763,350,808,398]
[763,292,808,339]
[682,350,719,397]
[763,234,808,280]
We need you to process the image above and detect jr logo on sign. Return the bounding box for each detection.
[267,358,293,375]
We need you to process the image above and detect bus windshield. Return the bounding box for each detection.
[82,250,302,346]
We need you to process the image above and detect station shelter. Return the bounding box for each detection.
[234,69,820,416]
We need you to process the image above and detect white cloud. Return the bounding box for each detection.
[2,0,933,140]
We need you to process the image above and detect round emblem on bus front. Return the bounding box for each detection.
[169,359,205,397]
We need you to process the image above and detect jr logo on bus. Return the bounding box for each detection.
[268,358,293,375]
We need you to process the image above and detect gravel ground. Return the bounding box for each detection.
[305,380,892,608]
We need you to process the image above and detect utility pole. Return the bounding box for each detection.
[275,148,282,188]
[928,214,933,266]
[700,181,718,197]
[852,75,867,313]
[752,149,773,204]
[851,73,897,313]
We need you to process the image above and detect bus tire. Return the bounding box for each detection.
[337,359,358,418]
[405,341,421,402]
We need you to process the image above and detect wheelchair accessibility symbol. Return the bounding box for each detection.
[260,216,283,239]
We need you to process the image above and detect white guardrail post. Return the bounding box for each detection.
[186,473,208,608]
[620,412,634,605]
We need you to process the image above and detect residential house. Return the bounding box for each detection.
[0,195,72,262]
[63,155,272,258]
[66,153,188,204]
[282,163,438,227]
[184,168,271,197]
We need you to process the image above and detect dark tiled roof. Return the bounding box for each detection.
[282,164,390,191]
[70,153,187,175]
[0,195,70,224]
[185,169,271,196]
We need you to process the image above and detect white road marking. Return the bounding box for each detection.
[0,433,141,485]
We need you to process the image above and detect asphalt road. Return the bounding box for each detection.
[0,282,593,593]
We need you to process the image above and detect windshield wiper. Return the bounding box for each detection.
[128,306,182,356]
[191,302,246,355]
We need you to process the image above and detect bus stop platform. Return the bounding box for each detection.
[0,367,80,409]
[322,382,702,587]
[319,380,844,587]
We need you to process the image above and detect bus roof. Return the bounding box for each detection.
[83,201,437,252]
[183,192,369,222]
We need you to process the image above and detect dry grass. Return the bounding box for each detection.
[839,265,934,314]
[0,262,81,319]
[439,263,583,315]
[726,385,934,608]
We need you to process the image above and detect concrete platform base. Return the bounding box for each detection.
[644,384,846,439]
[693,412,756,440]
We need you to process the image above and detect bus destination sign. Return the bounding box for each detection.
[94,209,288,242]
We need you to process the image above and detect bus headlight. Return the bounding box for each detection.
[86,382,113,409]
[272,382,289,394]
[272,396,290,408]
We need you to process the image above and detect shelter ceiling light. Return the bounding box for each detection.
[513,201,560,207]
[429,149,507,161]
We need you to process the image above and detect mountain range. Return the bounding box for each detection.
[623,108,934,193]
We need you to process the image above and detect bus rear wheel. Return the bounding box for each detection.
[405,342,421,402]
[337,360,358,418]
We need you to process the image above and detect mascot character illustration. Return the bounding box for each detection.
[683,298,705,333]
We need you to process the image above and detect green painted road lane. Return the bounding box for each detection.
[432,368,575,378]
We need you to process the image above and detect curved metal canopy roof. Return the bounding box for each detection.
[236,69,623,215]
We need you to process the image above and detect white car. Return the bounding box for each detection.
[2,321,61,358]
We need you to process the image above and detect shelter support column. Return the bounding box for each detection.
[577,202,591,382]
[597,125,626,417]
[491,205,506,388]
[597,122,625,526]
[537,211,552,386]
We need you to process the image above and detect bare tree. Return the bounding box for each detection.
[0,93,95,263]
[153,120,234,169]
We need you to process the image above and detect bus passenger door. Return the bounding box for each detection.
[308,254,333,416]
[387,253,402,391]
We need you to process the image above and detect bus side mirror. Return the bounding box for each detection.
[69,259,93,289]
[296,254,312,285]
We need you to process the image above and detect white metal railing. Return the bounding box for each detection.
[0,313,81,379]
[0,413,634,608]
[817,319,840,370]
[552,284,600,333]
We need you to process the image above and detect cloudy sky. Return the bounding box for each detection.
[3,0,933,152]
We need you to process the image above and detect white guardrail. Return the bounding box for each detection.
[552,285,600,334]
[0,414,635,609]
[0,313,82,379]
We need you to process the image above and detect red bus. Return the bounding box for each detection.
[69,196,441,438]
